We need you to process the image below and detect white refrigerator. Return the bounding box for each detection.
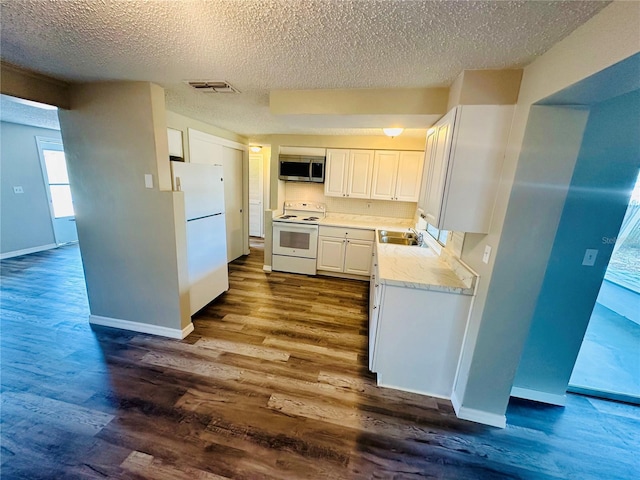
[171,161,229,315]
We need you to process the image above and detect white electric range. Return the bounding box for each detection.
[272,201,326,275]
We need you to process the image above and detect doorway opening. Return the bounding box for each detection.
[569,170,640,404]
[36,137,79,245]
[249,152,264,238]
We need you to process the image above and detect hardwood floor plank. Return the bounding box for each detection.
[262,337,359,362]
[195,337,291,362]
[121,451,231,480]
[1,391,114,436]
[2,241,638,479]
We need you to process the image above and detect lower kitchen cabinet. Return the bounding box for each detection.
[370,282,472,399]
[317,226,374,277]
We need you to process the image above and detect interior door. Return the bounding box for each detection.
[249,153,264,237]
[223,146,245,261]
[36,137,78,245]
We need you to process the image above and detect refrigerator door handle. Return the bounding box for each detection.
[187,212,224,222]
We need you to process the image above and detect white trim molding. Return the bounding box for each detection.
[456,406,506,429]
[263,265,272,272]
[1,243,57,259]
[510,386,566,407]
[188,127,246,152]
[451,391,506,428]
[89,315,194,339]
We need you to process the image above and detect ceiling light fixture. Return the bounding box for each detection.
[250,145,262,153]
[383,127,404,138]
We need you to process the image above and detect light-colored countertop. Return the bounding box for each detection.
[320,213,413,230]
[375,240,476,295]
[316,213,477,295]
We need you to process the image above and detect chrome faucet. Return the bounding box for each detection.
[410,228,425,247]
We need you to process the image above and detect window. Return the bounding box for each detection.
[426,223,450,246]
[42,149,74,218]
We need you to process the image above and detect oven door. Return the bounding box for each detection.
[273,222,318,258]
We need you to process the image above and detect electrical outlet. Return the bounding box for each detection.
[13,186,24,194]
[582,249,598,266]
[366,202,372,209]
[144,174,153,189]
[482,245,492,264]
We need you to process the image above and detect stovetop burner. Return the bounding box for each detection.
[273,201,326,225]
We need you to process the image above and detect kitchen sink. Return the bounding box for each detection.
[379,236,419,246]
[378,230,419,245]
[378,230,415,239]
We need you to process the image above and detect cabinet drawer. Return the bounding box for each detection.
[319,226,375,241]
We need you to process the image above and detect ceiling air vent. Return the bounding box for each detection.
[185,81,239,93]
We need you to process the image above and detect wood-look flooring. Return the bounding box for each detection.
[1,241,639,479]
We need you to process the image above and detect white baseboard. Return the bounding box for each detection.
[510,386,566,406]
[451,389,462,414]
[1,243,57,259]
[263,265,272,272]
[377,378,451,401]
[444,388,507,428]
[455,405,506,428]
[90,315,194,339]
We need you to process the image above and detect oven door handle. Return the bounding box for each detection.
[273,223,319,233]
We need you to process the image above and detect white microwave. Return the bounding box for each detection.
[278,155,325,183]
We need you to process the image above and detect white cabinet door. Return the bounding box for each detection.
[395,151,424,202]
[369,262,382,371]
[424,111,455,225]
[167,128,183,157]
[423,106,514,233]
[344,239,373,276]
[417,128,438,213]
[324,149,349,197]
[374,285,471,398]
[371,151,399,200]
[347,150,374,199]
[317,236,346,272]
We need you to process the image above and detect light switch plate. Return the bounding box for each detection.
[482,245,492,264]
[144,174,153,189]
[582,249,598,266]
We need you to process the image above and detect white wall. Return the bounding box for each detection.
[513,89,640,401]
[452,1,640,424]
[166,110,247,164]
[58,82,190,333]
[0,121,59,255]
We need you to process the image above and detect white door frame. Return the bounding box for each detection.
[249,153,264,238]
[35,136,78,245]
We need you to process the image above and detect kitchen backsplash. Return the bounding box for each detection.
[284,182,416,219]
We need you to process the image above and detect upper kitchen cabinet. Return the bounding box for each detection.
[167,128,184,158]
[419,105,515,233]
[417,127,438,212]
[371,151,423,202]
[325,149,374,199]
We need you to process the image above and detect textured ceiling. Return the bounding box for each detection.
[0,0,610,137]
